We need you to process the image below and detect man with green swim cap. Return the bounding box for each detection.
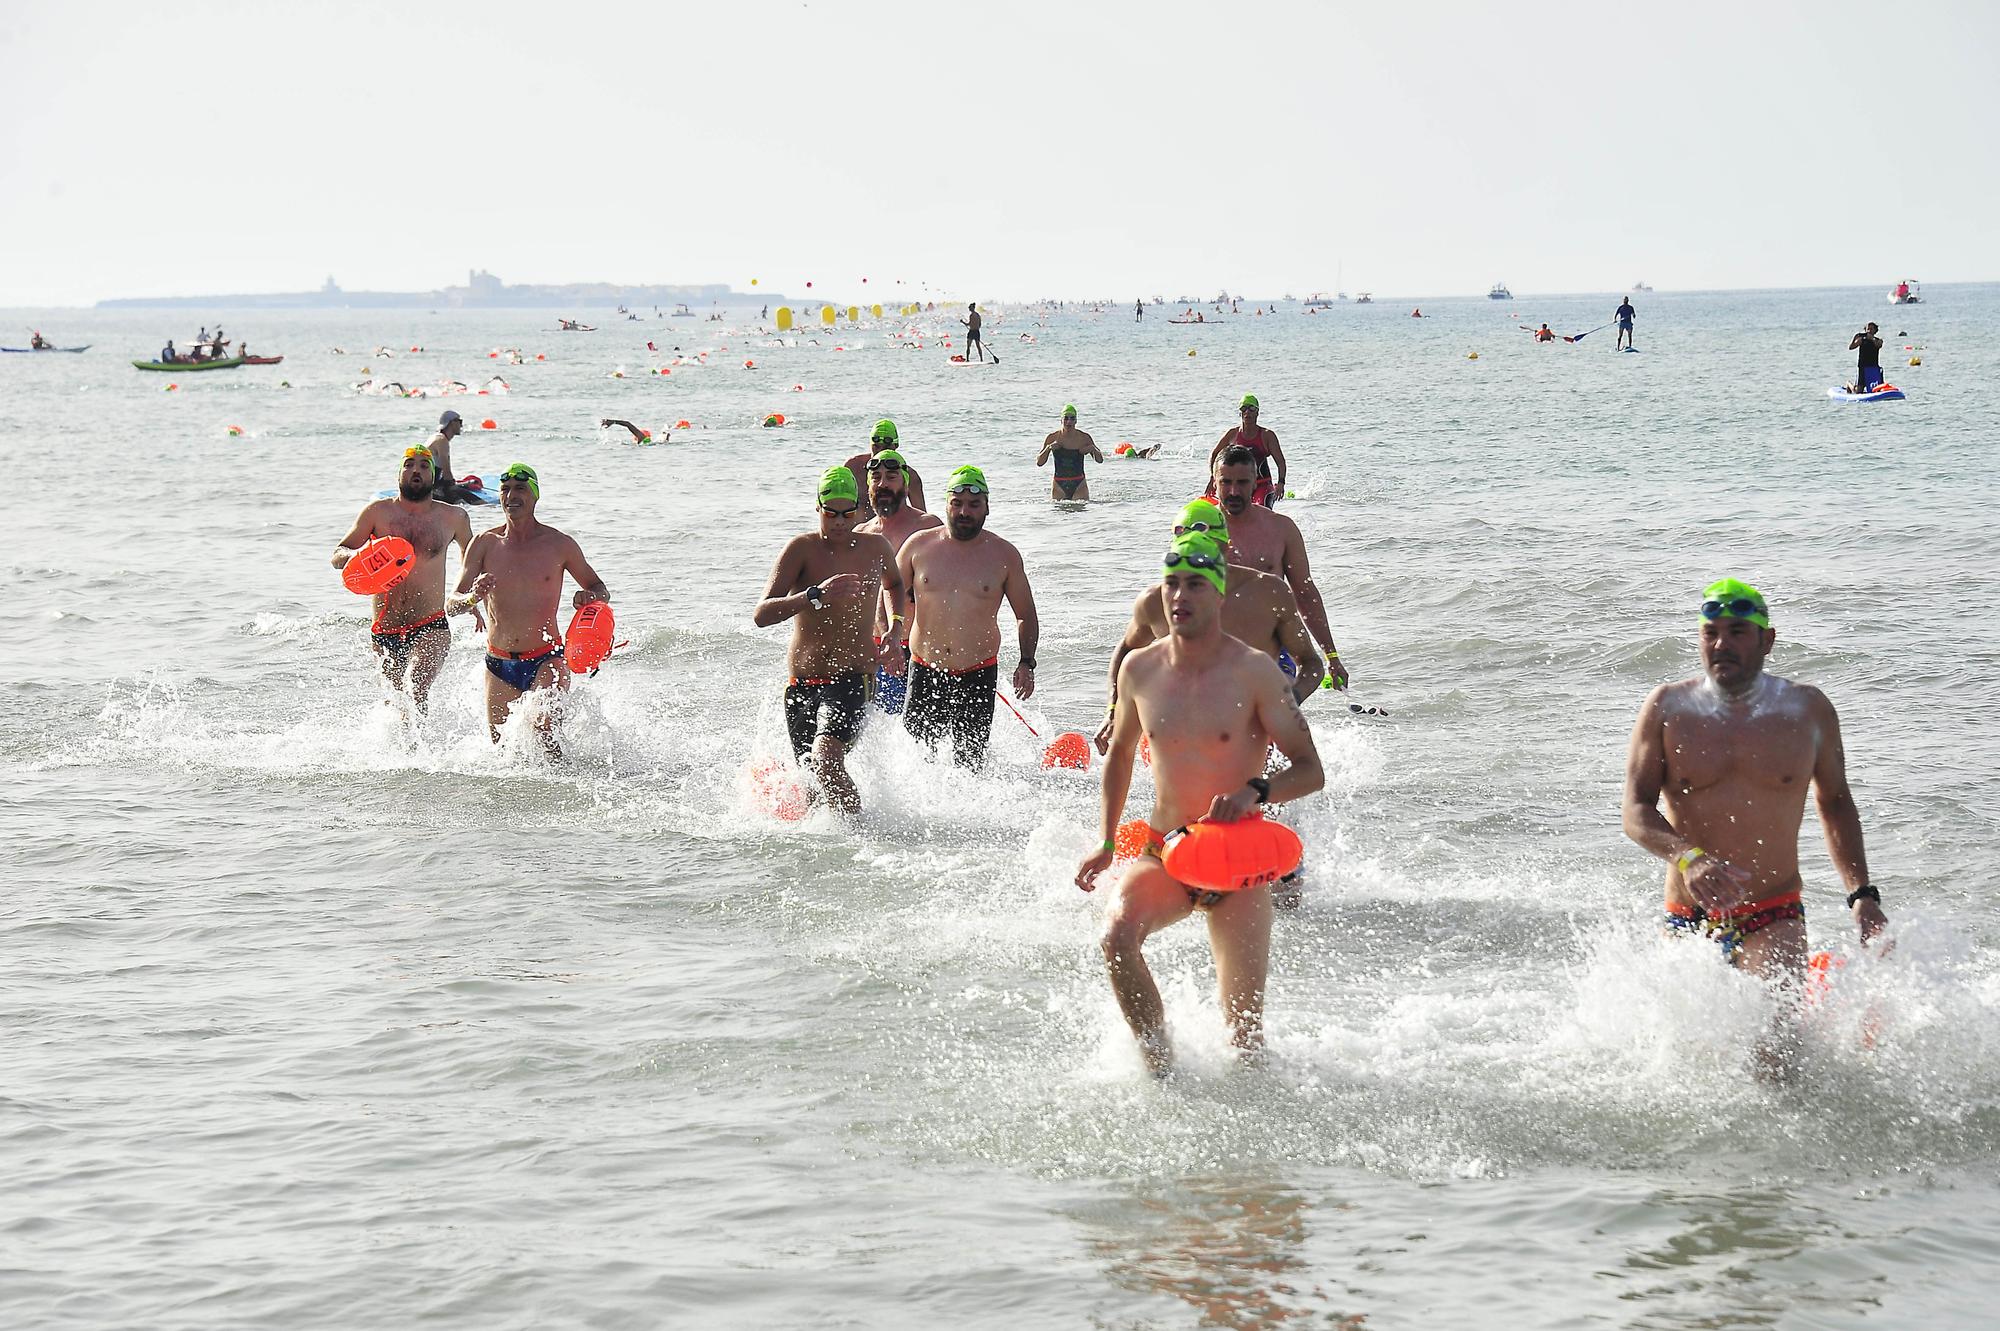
[753,464,908,815]
[842,417,926,519]
[892,463,1041,771]
[1036,403,1105,502]
[1205,393,1287,508]
[454,460,612,759]
[1623,577,1888,1077]
[1076,530,1326,1076]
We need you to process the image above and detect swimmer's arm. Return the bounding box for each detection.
[1281,528,1340,657]
[1083,432,1105,463]
[1809,691,1882,937]
[1273,589,1325,700]
[1258,668,1324,806]
[330,507,380,568]
[452,530,495,606]
[1621,686,1696,862]
[1002,546,1040,692]
[600,418,645,443]
[1095,596,1160,754]
[563,538,610,607]
[907,468,926,513]
[1035,435,1055,466]
[875,541,907,648]
[1266,431,1286,493]
[1079,665,1145,889]
[753,540,811,626]
[1206,432,1232,477]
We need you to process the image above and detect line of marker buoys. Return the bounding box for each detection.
[1161,813,1304,892]
[341,536,415,595]
[565,602,616,673]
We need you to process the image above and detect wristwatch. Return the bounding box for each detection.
[1019,657,1036,670]
[1246,776,1271,804]
[805,584,825,611]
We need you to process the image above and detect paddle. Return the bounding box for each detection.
[1563,323,1612,344]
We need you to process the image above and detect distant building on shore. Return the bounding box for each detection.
[98,270,764,310]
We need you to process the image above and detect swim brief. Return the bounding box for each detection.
[1276,649,1298,681]
[905,656,999,771]
[1056,476,1085,499]
[1664,890,1805,961]
[785,670,868,759]
[371,610,449,672]
[485,644,564,692]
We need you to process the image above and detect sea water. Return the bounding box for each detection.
[2,288,1996,1328]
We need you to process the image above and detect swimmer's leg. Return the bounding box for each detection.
[373,639,410,698]
[407,625,452,712]
[1100,859,1198,1076]
[810,734,859,816]
[484,671,521,744]
[1207,887,1274,1058]
[528,655,574,761]
[1738,912,1810,1081]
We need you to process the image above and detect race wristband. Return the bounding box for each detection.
[1100,839,1115,852]
[1676,846,1706,874]
[1846,884,1881,908]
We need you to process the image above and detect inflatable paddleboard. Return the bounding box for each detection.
[1828,385,1905,403]
[373,481,502,504]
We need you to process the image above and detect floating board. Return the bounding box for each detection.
[1828,385,1905,403]
[2,345,89,353]
[373,482,502,505]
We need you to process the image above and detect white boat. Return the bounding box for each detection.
[1632,282,1653,292]
[1488,282,1512,300]
[1354,292,1374,304]
[1888,279,1921,305]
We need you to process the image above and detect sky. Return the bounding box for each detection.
[3,0,1995,306]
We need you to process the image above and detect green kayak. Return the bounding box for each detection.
[132,357,245,372]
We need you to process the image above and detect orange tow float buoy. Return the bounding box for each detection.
[340,536,416,595]
[1040,731,1091,770]
[675,419,692,429]
[480,418,498,429]
[565,602,617,673]
[750,756,809,821]
[762,413,786,428]
[1161,813,1303,892]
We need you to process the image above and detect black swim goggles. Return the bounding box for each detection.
[1161,548,1226,571]
[1173,521,1224,537]
[866,458,905,472]
[1700,597,1766,621]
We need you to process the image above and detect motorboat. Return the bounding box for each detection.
[1488,282,1512,300]
[670,304,695,318]
[1888,279,1921,305]
[1632,282,1653,292]
[1354,292,1374,304]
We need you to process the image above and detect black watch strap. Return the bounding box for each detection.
[1846,884,1880,908]
[1247,776,1271,804]
[805,583,824,608]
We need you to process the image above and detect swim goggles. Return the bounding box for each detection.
[866,458,906,472]
[1173,520,1224,537]
[870,433,897,445]
[1161,548,1226,571]
[1701,597,1767,622]
[819,502,861,519]
[404,446,433,462]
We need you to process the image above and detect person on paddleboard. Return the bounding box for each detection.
[332,446,478,712]
[752,466,907,816]
[1622,579,1888,1080]
[1075,530,1326,1075]
[1848,322,1883,394]
[961,303,985,362]
[1614,298,1637,350]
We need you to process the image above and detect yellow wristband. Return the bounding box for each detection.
[1676,846,1706,874]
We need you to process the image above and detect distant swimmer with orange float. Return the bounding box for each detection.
[1211,447,1350,690]
[455,463,612,759]
[843,419,927,520]
[1622,579,1889,1079]
[1076,530,1325,1076]
[856,447,940,716]
[892,466,1041,773]
[752,466,909,816]
[1204,394,1287,509]
[332,445,478,711]
[1035,404,1105,502]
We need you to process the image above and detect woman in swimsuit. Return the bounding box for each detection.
[1035,404,1104,502]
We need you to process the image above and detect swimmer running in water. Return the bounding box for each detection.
[1622,579,1888,1079]
[332,446,478,711]
[1035,404,1104,501]
[752,466,907,815]
[1205,394,1287,508]
[856,449,940,716]
[1212,448,1350,688]
[455,464,611,759]
[1076,531,1325,1075]
[843,419,926,519]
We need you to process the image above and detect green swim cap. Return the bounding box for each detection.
[817,465,859,507]
[499,462,539,497]
[871,418,899,443]
[1175,498,1227,539]
[946,465,989,495]
[1240,393,1259,410]
[1163,532,1227,597]
[1701,577,1770,629]
[1062,403,1078,419]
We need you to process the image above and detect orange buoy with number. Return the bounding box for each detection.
[750,756,809,821]
[341,536,416,595]
[1041,731,1090,770]
[565,602,616,673]
[1161,813,1303,892]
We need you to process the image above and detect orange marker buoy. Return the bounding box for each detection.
[535,353,546,361]
[1040,731,1091,770]
[750,756,810,821]
[488,351,498,358]
[480,418,497,430]
[340,536,416,595]
[792,383,804,391]
[675,419,692,429]
[165,383,179,391]
[1161,813,1304,892]
[744,359,755,369]
[565,602,616,673]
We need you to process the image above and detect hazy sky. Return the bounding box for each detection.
[4,0,1994,305]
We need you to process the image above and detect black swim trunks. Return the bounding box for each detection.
[371,611,450,673]
[784,671,868,759]
[904,657,999,770]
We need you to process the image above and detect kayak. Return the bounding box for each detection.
[1828,385,1905,403]
[133,357,245,372]
[241,355,285,366]
[2,345,89,353]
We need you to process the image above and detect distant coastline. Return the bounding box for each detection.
[96,269,775,311]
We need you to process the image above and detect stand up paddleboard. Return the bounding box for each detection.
[1828,385,1905,403]
[373,480,503,504]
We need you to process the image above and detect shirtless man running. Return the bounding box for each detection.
[893,465,1039,771]
[1205,394,1287,508]
[1036,404,1105,502]
[843,419,927,520]
[1623,579,1888,1074]
[857,449,941,716]
[1075,532,1325,1074]
[332,445,477,710]
[1213,448,1349,688]
[753,466,907,814]
[455,464,611,758]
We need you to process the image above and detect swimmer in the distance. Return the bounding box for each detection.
[1076,532,1324,1075]
[1622,579,1888,1076]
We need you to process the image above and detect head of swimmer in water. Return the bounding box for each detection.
[398,446,436,501]
[1238,394,1259,426]
[498,463,540,515]
[1213,445,1261,516]
[1161,534,1227,636]
[867,449,910,515]
[817,465,863,538]
[1697,578,1775,695]
[944,465,989,541]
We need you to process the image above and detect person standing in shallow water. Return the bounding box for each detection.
[1036,404,1104,502]
[1622,578,1888,1078]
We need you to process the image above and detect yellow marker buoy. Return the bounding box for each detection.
[1909,356,1921,366]
[1467,351,1479,359]
[821,305,836,327]
[1187,349,1197,357]
[775,306,794,332]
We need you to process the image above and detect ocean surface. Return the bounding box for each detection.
[3,287,1996,1329]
